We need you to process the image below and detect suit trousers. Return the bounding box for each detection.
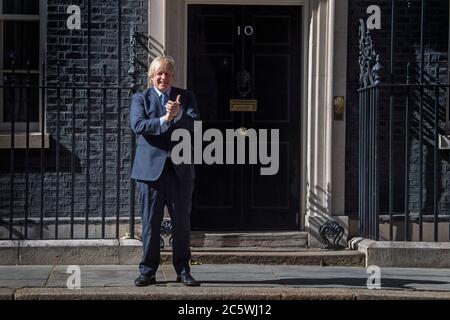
[137,159,193,276]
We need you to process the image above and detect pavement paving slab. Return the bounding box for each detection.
[0,265,53,288]
[163,263,280,287]
[0,265,53,280]
[46,265,163,288]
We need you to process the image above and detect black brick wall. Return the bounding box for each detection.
[0,0,148,235]
[346,0,449,216]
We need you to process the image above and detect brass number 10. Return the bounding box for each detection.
[237,25,254,36]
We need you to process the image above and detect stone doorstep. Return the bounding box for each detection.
[184,250,364,267]
[349,237,450,268]
[190,231,308,248]
[0,239,363,266]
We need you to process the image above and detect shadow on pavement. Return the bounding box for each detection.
[195,277,450,290]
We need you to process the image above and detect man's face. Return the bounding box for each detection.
[151,63,174,92]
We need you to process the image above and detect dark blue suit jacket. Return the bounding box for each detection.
[130,86,200,182]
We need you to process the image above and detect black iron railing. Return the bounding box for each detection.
[0,61,138,240]
[0,0,143,239]
[358,0,450,241]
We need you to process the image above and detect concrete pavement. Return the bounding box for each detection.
[1,264,450,299]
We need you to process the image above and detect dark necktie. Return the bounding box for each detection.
[161,93,174,126]
[161,93,169,114]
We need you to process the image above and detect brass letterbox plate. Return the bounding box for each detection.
[230,99,257,112]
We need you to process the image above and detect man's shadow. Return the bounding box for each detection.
[163,277,450,290]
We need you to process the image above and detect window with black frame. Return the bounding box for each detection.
[0,0,41,132]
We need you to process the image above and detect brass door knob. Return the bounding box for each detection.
[238,127,247,135]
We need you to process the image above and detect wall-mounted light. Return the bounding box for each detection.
[333,96,345,121]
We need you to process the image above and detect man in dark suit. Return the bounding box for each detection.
[130,56,200,286]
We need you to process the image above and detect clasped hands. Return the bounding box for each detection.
[163,94,181,122]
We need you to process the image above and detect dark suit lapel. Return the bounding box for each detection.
[148,87,163,117]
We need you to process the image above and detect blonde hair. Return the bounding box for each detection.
[148,56,175,86]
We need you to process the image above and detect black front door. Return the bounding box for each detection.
[187,5,301,230]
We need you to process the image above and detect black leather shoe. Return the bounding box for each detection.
[176,273,200,286]
[134,274,156,287]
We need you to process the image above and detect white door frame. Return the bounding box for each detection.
[149,0,342,242]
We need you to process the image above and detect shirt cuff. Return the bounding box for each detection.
[172,109,183,123]
[159,117,170,133]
